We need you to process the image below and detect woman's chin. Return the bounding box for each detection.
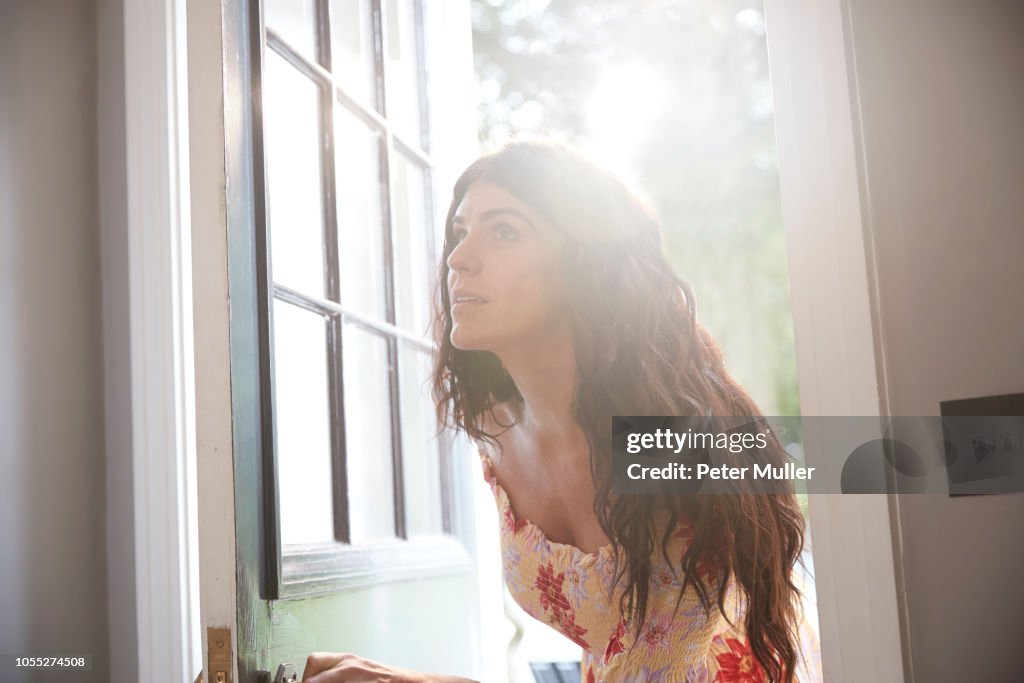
[450,328,491,352]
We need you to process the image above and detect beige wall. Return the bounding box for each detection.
[846,0,1024,680]
[96,0,138,680]
[0,1,110,681]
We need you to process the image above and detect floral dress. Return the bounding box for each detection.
[477,447,822,682]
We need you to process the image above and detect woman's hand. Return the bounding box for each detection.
[301,652,478,683]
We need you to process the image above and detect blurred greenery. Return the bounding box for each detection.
[470,0,801,418]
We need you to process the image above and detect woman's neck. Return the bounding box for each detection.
[493,327,583,454]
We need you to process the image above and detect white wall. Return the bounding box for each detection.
[0,1,110,681]
[845,0,1024,680]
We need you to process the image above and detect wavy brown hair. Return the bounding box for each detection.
[430,140,805,682]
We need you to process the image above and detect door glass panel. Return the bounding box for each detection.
[399,343,443,536]
[391,150,432,338]
[264,51,326,297]
[342,327,397,541]
[335,108,387,319]
[272,301,335,546]
[265,0,318,60]
[384,0,424,145]
[329,0,377,109]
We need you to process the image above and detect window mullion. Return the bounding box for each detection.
[412,0,430,154]
[408,0,444,527]
[316,0,352,546]
[374,0,408,541]
[249,0,285,600]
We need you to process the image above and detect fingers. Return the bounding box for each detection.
[302,652,351,682]
[301,652,426,683]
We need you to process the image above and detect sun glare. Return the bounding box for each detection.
[583,63,668,183]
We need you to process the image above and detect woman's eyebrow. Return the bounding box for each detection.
[452,208,535,230]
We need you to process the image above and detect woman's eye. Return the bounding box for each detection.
[494,224,518,240]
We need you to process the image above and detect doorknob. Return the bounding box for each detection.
[274,663,299,683]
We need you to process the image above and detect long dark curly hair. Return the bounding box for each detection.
[430,139,805,682]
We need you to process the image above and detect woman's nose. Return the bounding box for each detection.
[446,233,477,273]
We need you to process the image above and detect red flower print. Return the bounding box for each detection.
[503,506,530,535]
[673,517,724,586]
[673,517,696,544]
[586,667,595,683]
[642,621,668,649]
[534,562,591,649]
[603,616,627,664]
[695,555,721,585]
[638,612,675,657]
[536,563,571,613]
[653,568,677,589]
[714,637,766,683]
[553,608,590,649]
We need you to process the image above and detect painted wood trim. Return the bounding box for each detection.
[278,537,473,599]
[124,0,202,680]
[762,0,907,681]
[186,0,241,681]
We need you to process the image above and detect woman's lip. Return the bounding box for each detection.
[451,300,487,312]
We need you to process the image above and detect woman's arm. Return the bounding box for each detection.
[302,653,479,683]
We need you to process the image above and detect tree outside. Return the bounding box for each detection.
[470,0,801,422]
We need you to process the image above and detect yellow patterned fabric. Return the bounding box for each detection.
[477,447,822,682]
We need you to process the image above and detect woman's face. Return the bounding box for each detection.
[446,181,568,352]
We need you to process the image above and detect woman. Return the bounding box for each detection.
[302,140,820,682]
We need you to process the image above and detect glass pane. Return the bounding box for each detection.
[264,0,317,60]
[391,151,433,338]
[264,52,326,297]
[343,327,396,541]
[383,0,424,144]
[335,109,387,320]
[329,0,377,108]
[272,300,334,546]
[399,343,443,536]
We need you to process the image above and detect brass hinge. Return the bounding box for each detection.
[207,627,233,683]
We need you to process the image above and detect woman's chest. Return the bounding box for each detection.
[489,442,610,555]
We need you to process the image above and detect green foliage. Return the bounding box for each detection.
[471,0,800,416]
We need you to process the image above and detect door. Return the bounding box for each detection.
[190,0,483,681]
